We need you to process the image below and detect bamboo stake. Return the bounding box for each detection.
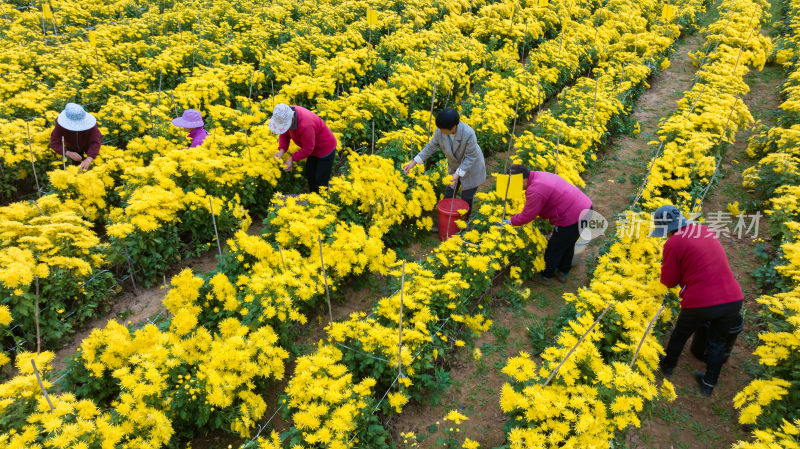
[371,120,375,154]
[34,276,40,353]
[543,304,612,386]
[122,247,139,296]
[504,99,520,172]
[61,136,66,170]
[277,244,287,272]
[398,260,405,378]
[157,70,163,109]
[31,359,54,411]
[590,78,599,132]
[26,123,40,195]
[168,91,179,118]
[208,197,222,257]
[630,301,666,368]
[537,80,543,115]
[94,47,102,80]
[244,127,252,162]
[554,130,560,174]
[318,235,334,324]
[427,83,438,139]
[31,200,44,215]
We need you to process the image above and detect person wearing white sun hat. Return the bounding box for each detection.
[270,103,337,193]
[50,103,102,170]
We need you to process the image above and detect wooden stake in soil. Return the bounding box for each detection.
[398,260,405,378]
[554,130,561,174]
[590,78,599,132]
[318,235,334,325]
[277,244,287,273]
[122,247,139,296]
[244,127,252,162]
[208,197,223,257]
[427,83,438,139]
[630,301,666,368]
[543,304,612,386]
[26,123,40,195]
[31,200,44,215]
[34,276,40,353]
[31,358,54,411]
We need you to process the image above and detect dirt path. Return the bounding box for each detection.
[624,61,785,449]
[390,22,746,449]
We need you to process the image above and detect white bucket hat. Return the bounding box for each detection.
[57,103,97,131]
[268,103,294,135]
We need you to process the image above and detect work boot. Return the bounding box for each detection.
[537,273,553,286]
[658,356,674,377]
[556,271,568,284]
[694,371,714,397]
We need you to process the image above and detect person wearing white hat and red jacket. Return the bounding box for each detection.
[270,103,337,193]
[171,109,209,148]
[50,103,101,170]
[652,204,744,397]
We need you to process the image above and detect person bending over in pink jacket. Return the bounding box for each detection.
[501,164,593,285]
[270,103,338,193]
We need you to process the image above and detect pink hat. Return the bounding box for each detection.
[172,109,204,128]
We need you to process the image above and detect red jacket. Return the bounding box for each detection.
[50,123,102,158]
[278,106,337,161]
[660,224,743,308]
[511,171,592,227]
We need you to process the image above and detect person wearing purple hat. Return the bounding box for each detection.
[652,204,744,397]
[172,109,208,148]
[50,103,102,170]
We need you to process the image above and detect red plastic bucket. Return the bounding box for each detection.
[437,198,469,241]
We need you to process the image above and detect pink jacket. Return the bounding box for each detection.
[187,127,208,147]
[661,224,743,308]
[278,106,337,161]
[510,171,592,227]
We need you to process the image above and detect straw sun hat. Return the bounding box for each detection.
[56,103,97,132]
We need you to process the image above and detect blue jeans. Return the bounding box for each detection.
[662,300,743,386]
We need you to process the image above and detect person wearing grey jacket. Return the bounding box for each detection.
[402,109,487,215]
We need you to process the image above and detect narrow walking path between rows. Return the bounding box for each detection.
[390,24,716,449]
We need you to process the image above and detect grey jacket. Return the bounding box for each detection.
[413,122,487,190]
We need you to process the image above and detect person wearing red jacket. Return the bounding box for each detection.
[50,103,102,170]
[270,103,338,193]
[652,204,744,396]
[502,165,593,284]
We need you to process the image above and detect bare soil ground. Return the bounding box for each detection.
[623,58,785,449]
[392,15,784,448]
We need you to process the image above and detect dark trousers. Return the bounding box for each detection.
[662,300,743,387]
[304,150,335,193]
[542,221,581,277]
[444,180,477,214]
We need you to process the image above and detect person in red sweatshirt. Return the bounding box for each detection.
[270,103,337,193]
[50,103,102,170]
[501,164,593,285]
[652,204,744,396]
